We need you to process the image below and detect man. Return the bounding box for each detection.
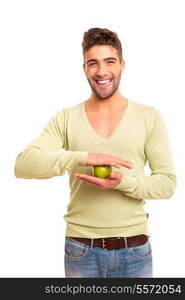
[15,28,176,278]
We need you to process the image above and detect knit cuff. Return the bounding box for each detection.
[114,175,138,193]
[69,151,89,167]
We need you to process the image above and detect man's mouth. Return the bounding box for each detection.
[95,79,112,88]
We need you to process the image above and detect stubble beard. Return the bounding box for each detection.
[87,71,122,100]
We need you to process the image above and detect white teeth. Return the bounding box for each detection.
[97,79,111,85]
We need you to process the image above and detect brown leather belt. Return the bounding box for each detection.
[68,235,148,251]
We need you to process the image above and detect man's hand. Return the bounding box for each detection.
[82,152,133,169]
[74,171,123,190]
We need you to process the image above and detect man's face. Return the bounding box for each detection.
[83,45,124,100]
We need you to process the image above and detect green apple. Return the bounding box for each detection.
[93,165,112,178]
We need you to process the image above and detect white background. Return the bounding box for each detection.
[0,0,184,277]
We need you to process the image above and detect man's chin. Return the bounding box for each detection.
[94,89,117,100]
[96,95,113,100]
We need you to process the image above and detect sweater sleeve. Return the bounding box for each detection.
[14,108,88,179]
[114,109,177,199]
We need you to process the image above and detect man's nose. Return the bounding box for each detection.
[95,64,108,77]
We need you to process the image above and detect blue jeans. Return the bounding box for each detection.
[64,237,153,278]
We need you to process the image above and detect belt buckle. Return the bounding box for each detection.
[102,238,108,250]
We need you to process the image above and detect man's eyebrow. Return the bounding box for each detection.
[86,57,118,64]
[104,57,117,61]
[86,59,98,64]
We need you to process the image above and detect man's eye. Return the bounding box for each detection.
[88,63,97,66]
[107,61,115,64]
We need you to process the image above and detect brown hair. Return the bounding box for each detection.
[82,28,123,62]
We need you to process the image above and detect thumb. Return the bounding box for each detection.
[109,172,117,179]
[109,172,123,180]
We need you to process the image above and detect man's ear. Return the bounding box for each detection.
[121,60,125,73]
[83,63,86,74]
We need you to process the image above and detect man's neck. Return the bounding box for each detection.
[86,91,127,113]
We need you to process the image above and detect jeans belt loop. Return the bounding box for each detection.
[102,238,108,250]
[90,238,94,250]
[124,237,128,249]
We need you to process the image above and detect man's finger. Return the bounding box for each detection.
[109,172,116,179]
[74,173,104,184]
[83,179,102,187]
[121,161,133,168]
[109,172,121,179]
[75,173,104,188]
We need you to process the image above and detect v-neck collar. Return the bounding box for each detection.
[81,99,131,144]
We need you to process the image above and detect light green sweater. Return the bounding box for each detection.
[15,99,177,238]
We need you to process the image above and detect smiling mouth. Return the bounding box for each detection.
[95,79,112,87]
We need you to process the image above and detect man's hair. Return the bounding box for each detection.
[82,28,123,62]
